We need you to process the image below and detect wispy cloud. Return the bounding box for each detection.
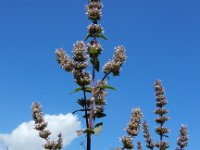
[0,113,81,150]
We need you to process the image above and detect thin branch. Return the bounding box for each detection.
[101,71,111,82]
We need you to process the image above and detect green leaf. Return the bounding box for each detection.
[84,128,95,135]
[70,86,91,95]
[163,134,169,138]
[77,99,90,108]
[84,34,90,41]
[161,146,170,150]
[97,33,108,40]
[94,111,106,118]
[101,85,117,90]
[69,87,83,94]
[89,48,100,59]
[82,113,90,118]
[85,86,92,93]
[94,122,103,135]
[89,48,99,54]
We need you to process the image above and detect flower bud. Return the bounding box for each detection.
[88,24,104,37]
[86,2,102,21]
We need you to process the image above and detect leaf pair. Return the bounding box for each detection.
[76,122,103,136]
[84,33,107,41]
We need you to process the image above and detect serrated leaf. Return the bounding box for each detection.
[101,85,117,90]
[94,122,103,135]
[97,33,108,40]
[84,34,90,41]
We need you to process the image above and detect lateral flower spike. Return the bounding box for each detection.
[103,46,127,76]
[154,80,170,149]
[55,48,73,72]
[176,125,188,150]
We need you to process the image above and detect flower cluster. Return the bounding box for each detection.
[56,48,73,72]
[120,108,143,149]
[87,41,103,58]
[103,46,126,76]
[126,108,143,136]
[121,136,133,149]
[87,24,104,37]
[176,125,188,150]
[56,41,91,86]
[142,121,154,149]
[154,80,170,149]
[73,71,91,86]
[86,0,102,22]
[93,80,107,118]
[94,81,107,106]
[72,41,91,86]
[72,41,88,63]
[32,103,63,150]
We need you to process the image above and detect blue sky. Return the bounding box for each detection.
[0,0,200,149]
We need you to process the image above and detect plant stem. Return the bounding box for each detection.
[82,86,91,150]
[90,61,96,127]
[101,72,111,82]
[83,86,89,128]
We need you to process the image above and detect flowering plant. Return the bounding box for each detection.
[31,1,188,150]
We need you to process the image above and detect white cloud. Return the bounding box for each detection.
[0,113,81,150]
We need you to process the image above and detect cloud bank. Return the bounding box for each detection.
[0,113,81,150]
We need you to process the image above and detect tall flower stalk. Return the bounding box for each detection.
[30,0,189,149]
[142,121,154,149]
[154,80,170,150]
[176,125,188,150]
[117,80,188,150]
[55,0,126,149]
